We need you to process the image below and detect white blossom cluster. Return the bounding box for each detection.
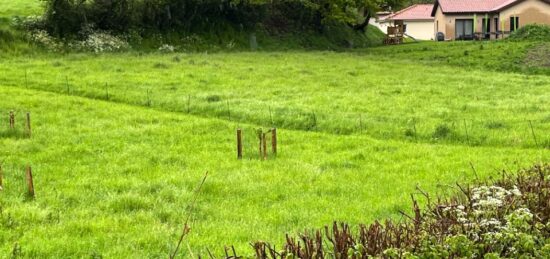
[77,32,129,53]
[471,185,521,209]
[158,44,176,52]
[28,29,61,51]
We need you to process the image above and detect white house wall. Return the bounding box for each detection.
[404,21,435,40]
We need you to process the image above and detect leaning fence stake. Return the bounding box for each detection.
[237,129,243,159]
[528,120,539,147]
[9,111,15,129]
[26,166,34,198]
[271,128,277,155]
[26,112,31,137]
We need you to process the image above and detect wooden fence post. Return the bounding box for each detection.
[271,128,277,155]
[26,112,31,137]
[26,165,34,198]
[237,129,243,159]
[262,132,267,160]
[258,129,263,159]
[9,111,15,129]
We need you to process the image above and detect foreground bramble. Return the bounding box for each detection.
[232,164,550,258]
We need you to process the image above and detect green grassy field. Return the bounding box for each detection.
[1,1,550,258]
[1,49,549,149]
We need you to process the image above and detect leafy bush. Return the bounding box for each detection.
[226,164,550,258]
[28,29,62,52]
[508,24,550,41]
[28,28,129,53]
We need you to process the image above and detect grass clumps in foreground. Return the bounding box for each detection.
[235,164,550,258]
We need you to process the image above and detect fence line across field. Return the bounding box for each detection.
[0,164,36,199]
[3,75,549,149]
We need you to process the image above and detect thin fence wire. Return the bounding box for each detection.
[2,78,549,149]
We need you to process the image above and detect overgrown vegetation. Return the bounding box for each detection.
[40,0,399,36]
[234,164,550,258]
[508,24,550,42]
[24,0,398,51]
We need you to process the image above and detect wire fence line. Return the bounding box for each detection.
[2,79,549,149]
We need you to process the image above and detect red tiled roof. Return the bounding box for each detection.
[387,4,434,21]
[434,0,526,14]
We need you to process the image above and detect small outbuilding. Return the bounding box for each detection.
[383,4,435,40]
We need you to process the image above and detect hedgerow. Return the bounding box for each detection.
[227,164,550,258]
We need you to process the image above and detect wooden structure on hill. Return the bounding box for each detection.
[384,21,406,44]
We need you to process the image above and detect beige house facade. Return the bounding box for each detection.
[433,0,550,40]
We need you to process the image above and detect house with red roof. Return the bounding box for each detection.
[383,4,435,40]
[432,0,550,40]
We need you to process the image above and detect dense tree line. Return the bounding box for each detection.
[42,0,406,37]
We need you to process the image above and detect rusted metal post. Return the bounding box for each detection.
[237,129,243,159]
[271,128,277,155]
[9,111,15,129]
[26,112,31,137]
[26,165,34,198]
[262,132,267,160]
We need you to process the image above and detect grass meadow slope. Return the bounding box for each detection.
[1,50,549,148]
[1,86,547,257]
[0,0,550,258]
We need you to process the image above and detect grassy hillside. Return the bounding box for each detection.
[362,40,550,75]
[1,86,547,257]
[0,51,548,149]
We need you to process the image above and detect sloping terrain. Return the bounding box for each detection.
[1,86,547,257]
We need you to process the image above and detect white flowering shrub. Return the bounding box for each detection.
[27,26,130,53]
[77,31,129,53]
[158,44,176,53]
[239,164,550,258]
[28,30,62,51]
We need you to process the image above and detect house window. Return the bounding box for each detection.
[456,19,474,40]
[510,16,519,31]
[482,18,491,39]
[495,18,499,32]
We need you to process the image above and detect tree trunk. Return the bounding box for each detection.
[349,10,371,32]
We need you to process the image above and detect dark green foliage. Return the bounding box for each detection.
[508,24,550,42]
[206,95,221,103]
[40,0,403,40]
[432,124,452,139]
